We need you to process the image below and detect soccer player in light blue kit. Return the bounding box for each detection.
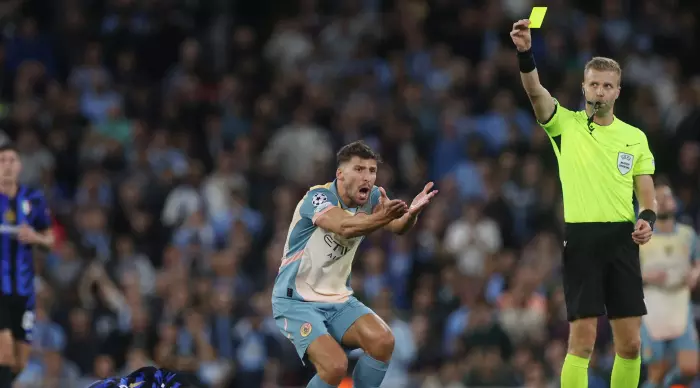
[272,141,438,388]
[640,183,700,388]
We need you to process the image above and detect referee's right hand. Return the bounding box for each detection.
[510,19,532,52]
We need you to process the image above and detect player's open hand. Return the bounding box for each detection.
[408,182,439,216]
[510,19,532,52]
[17,224,40,244]
[376,187,408,220]
[631,219,653,245]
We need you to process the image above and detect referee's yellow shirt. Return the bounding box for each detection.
[539,99,655,223]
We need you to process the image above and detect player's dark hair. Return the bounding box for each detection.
[336,141,382,165]
[0,142,18,153]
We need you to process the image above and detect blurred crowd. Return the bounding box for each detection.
[1,0,699,387]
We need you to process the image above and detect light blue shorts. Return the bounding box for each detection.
[641,314,699,363]
[271,296,373,363]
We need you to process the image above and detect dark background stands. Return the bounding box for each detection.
[0,0,699,387]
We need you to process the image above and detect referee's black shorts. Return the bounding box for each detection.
[562,222,646,322]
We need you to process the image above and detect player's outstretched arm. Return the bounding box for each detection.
[632,174,657,245]
[510,19,555,124]
[315,195,407,239]
[385,182,438,235]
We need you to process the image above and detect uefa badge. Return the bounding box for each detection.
[312,193,328,207]
[300,322,312,337]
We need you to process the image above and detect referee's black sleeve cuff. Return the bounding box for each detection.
[538,103,557,126]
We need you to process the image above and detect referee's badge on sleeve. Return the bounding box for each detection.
[617,152,633,175]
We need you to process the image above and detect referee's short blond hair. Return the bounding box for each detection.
[584,57,622,83]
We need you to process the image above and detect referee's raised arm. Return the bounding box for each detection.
[509,17,657,388]
[510,19,555,124]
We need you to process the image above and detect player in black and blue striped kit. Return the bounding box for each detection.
[0,143,53,388]
[87,366,200,388]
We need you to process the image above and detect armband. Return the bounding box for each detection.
[517,48,536,73]
[638,209,657,229]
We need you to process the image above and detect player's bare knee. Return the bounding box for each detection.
[315,354,348,385]
[568,319,597,358]
[363,331,395,362]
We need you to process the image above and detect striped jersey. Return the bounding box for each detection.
[87,366,194,388]
[0,185,50,298]
[272,180,381,303]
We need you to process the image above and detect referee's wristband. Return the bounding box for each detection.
[517,48,537,73]
[638,209,657,229]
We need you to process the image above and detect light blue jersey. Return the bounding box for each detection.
[271,180,381,362]
[272,180,381,303]
[640,224,699,363]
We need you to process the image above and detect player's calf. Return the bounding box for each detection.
[0,330,15,387]
[11,342,31,382]
[307,335,349,387]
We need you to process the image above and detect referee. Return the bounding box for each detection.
[511,20,657,388]
[0,143,53,388]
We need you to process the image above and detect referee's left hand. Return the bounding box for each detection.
[631,219,652,245]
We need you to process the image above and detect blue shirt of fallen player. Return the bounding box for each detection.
[0,186,51,300]
[87,367,198,388]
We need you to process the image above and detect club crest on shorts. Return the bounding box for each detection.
[300,322,312,337]
[617,152,634,175]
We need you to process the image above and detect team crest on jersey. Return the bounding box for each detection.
[617,152,634,175]
[300,322,312,337]
[21,200,30,215]
[3,209,14,223]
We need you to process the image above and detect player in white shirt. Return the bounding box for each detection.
[271,141,437,388]
[640,183,700,388]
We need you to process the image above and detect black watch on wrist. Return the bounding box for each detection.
[638,209,656,230]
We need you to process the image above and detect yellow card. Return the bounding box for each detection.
[528,6,548,28]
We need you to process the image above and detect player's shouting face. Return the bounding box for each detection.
[337,156,377,207]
